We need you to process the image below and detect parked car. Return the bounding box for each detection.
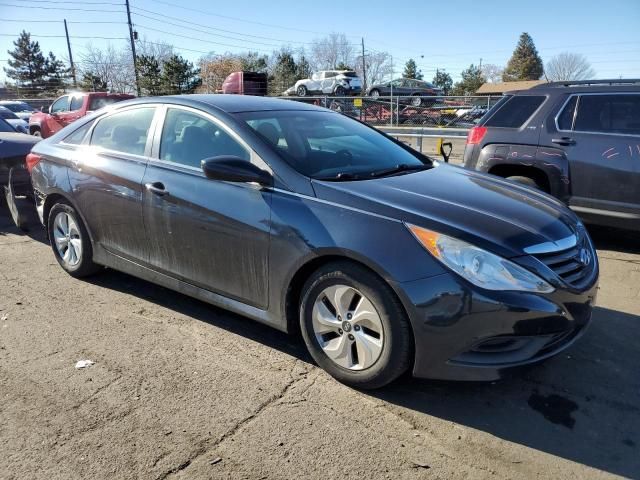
[0,100,37,120]
[221,71,268,96]
[0,106,29,133]
[294,70,362,97]
[0,117,40,229]
[463,79,640,231]
[367,78,443,106]
[29,91,134,138]
[29,95,598,389]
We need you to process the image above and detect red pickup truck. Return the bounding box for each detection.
[29,92,134,138]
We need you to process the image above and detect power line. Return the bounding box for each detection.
[0,33,128,40]
[0,2,122,12]
[1,18,125,24]
[147,0,362,38]
[10,0,122,4]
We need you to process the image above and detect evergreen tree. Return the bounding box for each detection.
[451,64,485,96]
[238,52,268,72]
[161,55,200,94]
[502,32,544,81]
[270,51,297,95]
[4,31,59,96]
[403,59,423,80]
[79,72,108,92]
[335,62,353,71]
[432,70,453,95]
[137,54,162,96]
[296,55,311,80]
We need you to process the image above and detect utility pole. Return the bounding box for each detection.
[361,37,367,92]
[63,19,77,88]
[125,0,141,96]
[479,57,483,70]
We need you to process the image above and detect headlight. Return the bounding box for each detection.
[407,224,554,293]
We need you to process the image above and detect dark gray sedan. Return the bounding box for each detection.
[28,95,598,388]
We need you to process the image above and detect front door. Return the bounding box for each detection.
[68,105,157,262]
[544,93,640,220]
[45,95,69,136]
[142,106,272,308]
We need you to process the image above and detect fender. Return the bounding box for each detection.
[476,143,570,202]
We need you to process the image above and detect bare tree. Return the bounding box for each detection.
[136,37,175,65]
[481,64,503,83]
[78,43,135,93]
[355,51,393,88]
[545,52,595,81]
[198,53,242,93]
[309,33,355,71]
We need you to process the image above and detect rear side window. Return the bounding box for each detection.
[90,107,155,156]
[484,95,546,128]
[574,94,640,136]
[63,121,93,145]
[557,96,578,130]
[69,96,84,111]
[89,96,125,111]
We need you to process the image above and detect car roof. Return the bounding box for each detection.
[119,94,329,114]
[508,81,640,96]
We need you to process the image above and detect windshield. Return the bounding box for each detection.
[238,110,429,180]
[2,102,32,113]
[0,118,15,132]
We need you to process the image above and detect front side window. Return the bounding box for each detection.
[0,108,17,120]
[239,110,428,180]
[51,96,69,114]
[0,118,14,133]
[90,107,155,155]
[160,108,250,169]
[574,94,640,136]
[485,95,546,128]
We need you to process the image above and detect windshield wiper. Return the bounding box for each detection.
[368,163,430,178]
[315,172,361,181]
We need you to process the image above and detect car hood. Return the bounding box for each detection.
[311,163,580,258]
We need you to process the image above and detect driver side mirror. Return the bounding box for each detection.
[202,156,273,186]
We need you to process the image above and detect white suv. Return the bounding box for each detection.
[294,71,362,97]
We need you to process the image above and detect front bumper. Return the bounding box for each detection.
[396,272,597,381]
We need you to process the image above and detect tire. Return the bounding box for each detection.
[506,175,540,190]
[296,85,307,97]
[47,201,100,277]
[369,89,380,98]
[334,85,346,96]
[31,128,42,137]
[410,95,422,107]
[299,262,413,389]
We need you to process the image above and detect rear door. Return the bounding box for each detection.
[321,71,337,93]
[142,105,272,308]
[542,93,640,220]
[68,105,157,262]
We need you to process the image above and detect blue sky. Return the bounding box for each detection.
[1,0,639,83]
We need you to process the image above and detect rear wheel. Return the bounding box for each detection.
[410,95,423,107]
[31,128,42,137]
[334,85,346,96]
[47,202,100,277]
[299,262,412,389]
[506,175,540,190]
[369,88,380,98]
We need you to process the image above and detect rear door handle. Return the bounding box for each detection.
[552,137,576,146]
[145,182,168,196]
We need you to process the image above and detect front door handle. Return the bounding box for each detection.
[145,182,168,196]
[552,137,576,146]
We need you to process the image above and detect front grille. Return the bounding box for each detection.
[532,240,596,289]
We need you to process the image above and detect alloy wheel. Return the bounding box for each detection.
[311,284,384,370]
[53,212,82,267]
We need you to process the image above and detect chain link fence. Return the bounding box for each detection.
[275,95,501,127]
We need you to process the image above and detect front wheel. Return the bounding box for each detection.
[48,202,100,277]
[300,262,413,389]
[296,85,307,97]
[369,89,380,98]
[506,175,541,190]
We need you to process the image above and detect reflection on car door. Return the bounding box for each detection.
[58,94,85,127]
[321,72,337,94]
[546,93,640,220]
[68,106,156,262]
[142,106,272,308]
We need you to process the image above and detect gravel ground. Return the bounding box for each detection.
[0,202,638,480]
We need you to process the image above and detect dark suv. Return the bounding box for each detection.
[463,80,640,231]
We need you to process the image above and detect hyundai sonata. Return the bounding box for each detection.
[28,95,598,389]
